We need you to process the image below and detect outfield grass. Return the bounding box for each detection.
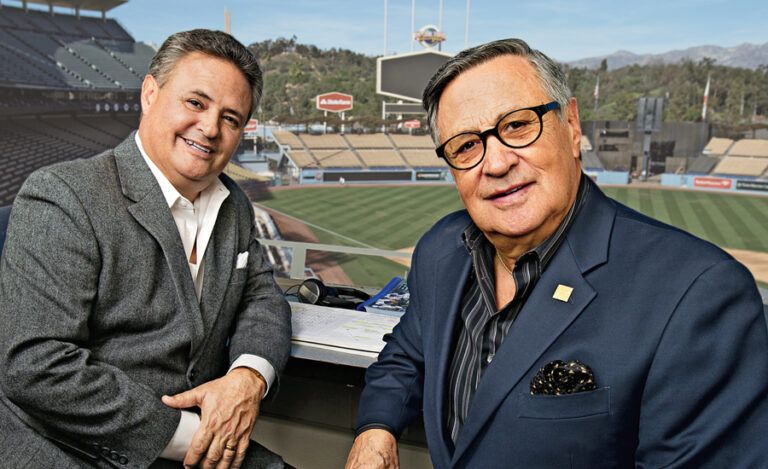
[258,185,464,249]
[256,185,768,286]
[603,187,768,253]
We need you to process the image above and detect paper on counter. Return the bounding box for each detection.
[290,301,401,354]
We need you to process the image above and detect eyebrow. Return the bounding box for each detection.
[191,89,245,122]
[447,106,520,139]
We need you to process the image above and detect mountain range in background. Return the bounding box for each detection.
[568,42,768,70]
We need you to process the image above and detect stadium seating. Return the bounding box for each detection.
[298,134,347,149]
[400,149,445,168]
[703,137,734,156]
[223,163,270,182]
[275,131,448,170]
[312,150,361,167]
[273,130,306,149]
[344,134,394,148]
[0,115,137,206]
[287,150,319,168]
[388,134,434,149]
[579,135,605,171]
[690,138,768,177]
[0,5,151,90]
[357,150,408,168]
[687,156,719,174]
[728,139,768,158]
[97,39,154,77]
[712,157,768,177]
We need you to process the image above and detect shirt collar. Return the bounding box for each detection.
[135,132,228,208]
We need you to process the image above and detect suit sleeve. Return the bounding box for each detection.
[636,259,768,468]
[355,244,426,438]
[0,170,179,467]
[227,199,291,396]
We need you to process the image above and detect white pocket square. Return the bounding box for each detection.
[236,251,249,269]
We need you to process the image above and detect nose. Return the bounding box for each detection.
[482,134,519,177]
[197,111,220,140]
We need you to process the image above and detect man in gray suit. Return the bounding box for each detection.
[0,30,291,468]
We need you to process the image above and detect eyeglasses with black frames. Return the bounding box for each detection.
[435,101,560,170]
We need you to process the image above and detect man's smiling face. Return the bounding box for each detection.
[436,55,582,247]
[138,51,252,200]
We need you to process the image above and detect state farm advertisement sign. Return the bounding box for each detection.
[316,92,353,112]
[693,177,732,190]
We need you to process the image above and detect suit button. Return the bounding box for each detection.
[119,456,128,465]
[100,447,110,457]
[110,451,120,461]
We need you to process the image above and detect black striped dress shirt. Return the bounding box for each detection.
[446,174,589,443]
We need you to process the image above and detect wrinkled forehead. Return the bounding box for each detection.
[166,52,253,115]
[436,55,548,140]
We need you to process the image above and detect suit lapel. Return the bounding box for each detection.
[451,180,616,465]
[425,245,472,468]
[198,196,238,335]
[451,245,596,463]
[114,134,205,353]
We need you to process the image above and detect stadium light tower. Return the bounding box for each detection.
[410,0,416,52]
[438,0,443,31]
[464,0,471,48]
[383,0,389,55]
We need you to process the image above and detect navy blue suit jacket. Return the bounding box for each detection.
[356,180,768,468]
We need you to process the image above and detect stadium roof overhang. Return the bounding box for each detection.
[6,0,128,13]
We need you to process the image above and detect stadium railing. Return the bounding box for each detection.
[257,237,768,326]
[1,214,766,324]
[257,238,410,280]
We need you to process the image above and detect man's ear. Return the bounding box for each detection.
[566,97,582,160]
[140,74,159,115]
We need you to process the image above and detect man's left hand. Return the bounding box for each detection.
[162,368,266,469]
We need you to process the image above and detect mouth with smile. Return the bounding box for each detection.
[485,182,534,203]
[180,136,215,157]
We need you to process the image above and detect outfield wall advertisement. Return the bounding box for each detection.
[662,174,768,195]
[736,180,768,192]
[693,177,733,190]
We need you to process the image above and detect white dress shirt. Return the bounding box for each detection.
[135,134,275,460]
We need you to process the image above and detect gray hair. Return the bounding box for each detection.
[148,29,263,121]
[422,38,571,144]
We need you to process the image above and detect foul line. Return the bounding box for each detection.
[254,203,377,249]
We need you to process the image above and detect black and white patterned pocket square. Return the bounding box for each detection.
[530,360,597,396]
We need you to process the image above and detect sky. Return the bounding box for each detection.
[27,0,768,61]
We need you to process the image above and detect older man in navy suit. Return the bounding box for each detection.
[346,38,768,469]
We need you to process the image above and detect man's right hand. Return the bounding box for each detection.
[345,429,399,469]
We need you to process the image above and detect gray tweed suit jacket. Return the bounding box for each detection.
[0,135,291,468]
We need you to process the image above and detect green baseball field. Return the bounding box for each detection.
[255,185,768,288]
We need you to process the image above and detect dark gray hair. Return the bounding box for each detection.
[148,29,263,120]
[422,38,571,144]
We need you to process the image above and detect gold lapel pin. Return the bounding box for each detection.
[553,284,574,302]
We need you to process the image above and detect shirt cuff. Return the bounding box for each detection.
[356,423,397,438]
[159,410,200,461]
[228,354,275,397]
